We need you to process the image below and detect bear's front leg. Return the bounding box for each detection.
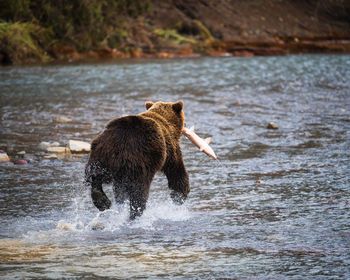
[163,158,190,205]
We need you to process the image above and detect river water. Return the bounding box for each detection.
[0,55,349,279]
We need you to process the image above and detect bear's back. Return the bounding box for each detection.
[90,115,166,171]
[106,115,144,130]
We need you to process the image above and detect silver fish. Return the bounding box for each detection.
[182,126,217,160]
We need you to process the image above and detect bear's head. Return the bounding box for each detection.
[145,101,185,131]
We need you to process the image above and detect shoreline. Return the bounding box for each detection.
[1,1,350,66]
[2,38,350,66]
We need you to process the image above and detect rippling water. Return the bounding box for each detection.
[1,55,350,279]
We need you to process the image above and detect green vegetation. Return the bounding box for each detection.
[0,0,151,63]
[173,20,214,42]
[192,20,214,42]
[0,21,52,63]
[154,28,196,45]
[0,0,215,64]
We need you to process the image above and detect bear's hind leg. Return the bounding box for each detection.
[128,185,149,220]
[113,179,128,205]
[86,162,112,211]
[90,176,112,211]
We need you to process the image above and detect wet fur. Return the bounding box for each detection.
[85,101,190,219]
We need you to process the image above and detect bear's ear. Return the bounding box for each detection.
[172,101,183,114]
[145,101,154,110]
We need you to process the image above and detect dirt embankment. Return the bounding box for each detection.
[141,0,350,56]
[1,0,350,64]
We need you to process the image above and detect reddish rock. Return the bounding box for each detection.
[95,47,125,58]
[233,51,254,57]
[155,52,175,58]
[177,53,201,58]
[84,50,100,59]
[51,45,78,60]
[177,47,193,55]
[96,47,114,58]
[111,49,126,58]
[15,159,28,165]
[205,51,232,57]
[139,53,156,58]
[129,49,143,58]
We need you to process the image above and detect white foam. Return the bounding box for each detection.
[22,195,191,244]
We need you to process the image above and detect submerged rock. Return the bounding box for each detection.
[39,142,50,149]
[43,154,58,160]
[267,122,279,129]
[54,116,73,123]
[91,222,105,231]
[69,140,91,153]
[0,153,10,162]
[266,234,284,240]
[255,179,265,184]
[39,141,60,150]
[15,159,28,165]
[46,146,71,154]
[57,220,74,230]
[23,153,37,163]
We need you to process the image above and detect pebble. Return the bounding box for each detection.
[0,152,10,162]
[267,122,279,129]
[39,141,60,150]
[23,154,37,163]
[15,159,28,165]
[266,234,284,240]
[43,154,58,160]
[54,116,73,123]
[91,222,105,230]
[17,151,26,155]
[255,179,265,184]
[57,220,73,230]
[69,140,91,153]
[39,142,50,149]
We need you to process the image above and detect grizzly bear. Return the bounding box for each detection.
[85,101,190,219]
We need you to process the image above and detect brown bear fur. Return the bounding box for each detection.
[85,101,190,219]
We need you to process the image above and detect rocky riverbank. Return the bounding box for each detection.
[1,0,350,65]
[0,139,91,165]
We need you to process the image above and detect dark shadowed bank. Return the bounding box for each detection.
[1,0,350,65]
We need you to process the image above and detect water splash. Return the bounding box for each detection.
[19,193,191,246]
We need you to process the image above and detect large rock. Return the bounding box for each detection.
[0,152,10,162]
[69,140,91,153]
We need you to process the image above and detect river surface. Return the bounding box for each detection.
[0,55,350,279]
